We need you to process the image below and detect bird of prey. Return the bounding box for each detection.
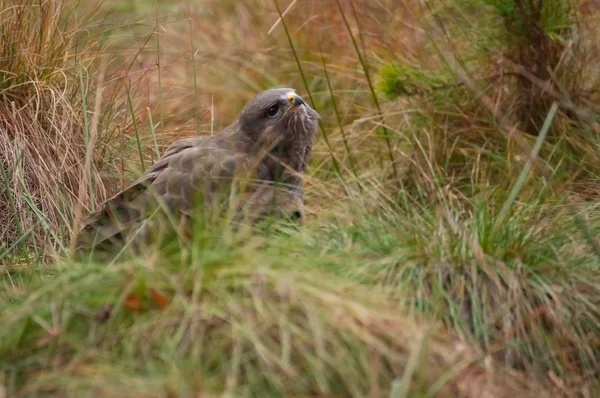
[74,88,320,252]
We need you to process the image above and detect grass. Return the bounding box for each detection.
[0,0,107,252]
[1,216,553,397]
[2,0,600,396]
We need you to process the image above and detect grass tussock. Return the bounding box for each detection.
[315,190,600,389]
[1,229,550,397]
[0,0,108,252]
[2,0,600,396]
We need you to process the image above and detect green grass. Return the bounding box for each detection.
[2,0,600,396]
[1,211,554,397]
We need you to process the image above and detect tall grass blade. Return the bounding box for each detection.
[78,65,95,212]
[494,102,558,230]
[334,0,398,182]
[188,3,201,136]
[155,0,165,151]
[125,80,146,172]
[320,52,362,192]
[272,0,344,183]
[147,107,161,159]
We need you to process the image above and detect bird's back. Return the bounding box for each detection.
[74,131,302,252]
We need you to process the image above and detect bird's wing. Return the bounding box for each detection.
[74,136,257,250]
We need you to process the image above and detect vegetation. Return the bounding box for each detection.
[1,0,600,396]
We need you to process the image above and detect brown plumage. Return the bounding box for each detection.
[74,88,320,252]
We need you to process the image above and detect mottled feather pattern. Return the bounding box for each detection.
[75,88,319,252]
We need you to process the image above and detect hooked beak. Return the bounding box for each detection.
[283,92,305,117]
[286,91,306,107]
[283,91,320,119]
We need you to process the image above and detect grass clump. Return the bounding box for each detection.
[0,0,107,252]
[314,191,600,389]
[1,222,549,397]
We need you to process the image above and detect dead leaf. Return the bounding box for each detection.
[150,288,170,309]
[123,292,142,311]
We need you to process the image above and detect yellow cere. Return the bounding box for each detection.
[286,92,296,103]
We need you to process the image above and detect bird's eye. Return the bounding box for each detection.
[267,105,279,118]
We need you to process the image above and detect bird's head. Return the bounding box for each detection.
[238,88,320,158]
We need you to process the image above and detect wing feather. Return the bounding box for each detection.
[75,124,307,252]
[75,136,228,250]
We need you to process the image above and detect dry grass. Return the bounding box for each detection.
[0,0,109,252]
[2,0,600,396]
[97,0,428,182]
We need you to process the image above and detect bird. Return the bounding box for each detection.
[74,88,320,253]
